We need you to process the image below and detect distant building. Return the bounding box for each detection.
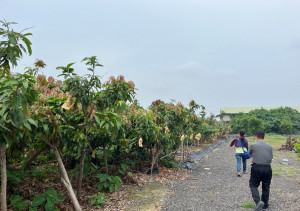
[220,106,300,122]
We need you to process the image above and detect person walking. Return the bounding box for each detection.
[249,131,273,211]
[230,131,248,177]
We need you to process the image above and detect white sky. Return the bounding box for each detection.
[2,0,300,114]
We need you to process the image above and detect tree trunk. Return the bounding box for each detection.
[181,141,184,161]
[1,142,7,211]
[103,145,108,174]
[49,143,82,211]
[76,147,86,199]
[150,149,161,174]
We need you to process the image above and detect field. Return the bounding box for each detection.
[247,134,289,149]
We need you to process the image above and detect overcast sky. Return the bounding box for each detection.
[2,0,300,114]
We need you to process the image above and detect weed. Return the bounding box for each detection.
[160,157,178,168]
[8,195,30,211]
[30,188,63,211]
[32,164,59,182]
[272,163,299,178]
[118,163,132,176]
[88,193,110,208]
[240,202,256,208]
[277,190,284,195]
[94,174,122,193]
[7,171,27,185]
[273,172,280,176]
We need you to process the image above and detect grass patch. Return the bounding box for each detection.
[248,134,288,149]
[240,202,256,208]
[264,135,287,149]
[273,172,281,176]
[272,163,299,178]
[277,189,284,195]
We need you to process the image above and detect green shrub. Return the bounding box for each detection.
[30,188,63,211]
[294,144,300,156]
[160,157,178,168]
[88,193,110,208]
[7,171,25,185]
[8,195,30,211]
[94,174,122,193]
[118,163,132,176]
[32,164,59,182]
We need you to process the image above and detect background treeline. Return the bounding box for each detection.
[230,107,300,135]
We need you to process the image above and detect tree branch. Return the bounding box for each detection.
[7,146,48,171]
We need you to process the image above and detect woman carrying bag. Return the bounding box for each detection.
[230,131,249,177]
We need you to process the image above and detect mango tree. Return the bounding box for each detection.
[33,89,82,211]
[93,76,135,173]
[58,57,102,198]
[0,73,38,211]
[0,20,34,211]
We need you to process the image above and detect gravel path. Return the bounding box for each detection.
[162,139,300,211]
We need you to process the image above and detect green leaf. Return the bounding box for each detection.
[43,124,50,135]
[109,185,115,193]
[121,163,127,171]
[66,62,75,68]
[97,183,104,191]
[20,35,32,55]
[8,33,17,45]
[32,195,46,206]
[96,174,109,182]
[27,118,38,127]
[23,33,32,36]
[115,182,120,191]
[45,197,55,211]
[24,122,32,131]
[7,171,22,184]
[45,188,58,198]
[105,123,109,131]
[9,194,23,203]
[0,104,9,116]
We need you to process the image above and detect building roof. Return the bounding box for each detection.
[221,106,300,114]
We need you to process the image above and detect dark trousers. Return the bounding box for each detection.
[249,163,272,208]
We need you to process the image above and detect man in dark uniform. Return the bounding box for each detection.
[249,131,273,211]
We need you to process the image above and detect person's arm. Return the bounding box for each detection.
[230,139,236,147]
[245,140,249,151]
[271,148,273,160]
[249,144,253,157]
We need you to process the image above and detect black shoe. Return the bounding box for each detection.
[262,206,269,211]
[255,201,264,211]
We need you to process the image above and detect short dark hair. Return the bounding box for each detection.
[239,131,245,136]
[255,131,265,139]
